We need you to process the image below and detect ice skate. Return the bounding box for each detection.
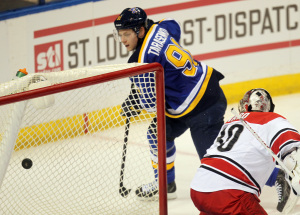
[135,181,177,200]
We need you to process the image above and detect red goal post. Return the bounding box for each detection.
[0,63,167,215]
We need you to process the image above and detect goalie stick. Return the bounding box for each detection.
[119,117,132,197]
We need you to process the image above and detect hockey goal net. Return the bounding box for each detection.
[0,63,167,215]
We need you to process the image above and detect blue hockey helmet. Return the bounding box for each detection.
[114,7,147,34]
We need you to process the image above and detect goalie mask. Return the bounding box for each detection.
[114,7,147,35]
[238,88,275,113]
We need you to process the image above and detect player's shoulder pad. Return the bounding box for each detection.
[246,112,286,125]
[157,18,181,42]
[225,112,286,125]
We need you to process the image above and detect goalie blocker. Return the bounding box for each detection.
[283,149,300,195]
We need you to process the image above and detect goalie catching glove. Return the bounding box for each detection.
[120,83,142,118]
[283,148,300,196]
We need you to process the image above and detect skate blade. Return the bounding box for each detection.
[167,192,177,200]
[136,195,159,201]
[135,192,177,201]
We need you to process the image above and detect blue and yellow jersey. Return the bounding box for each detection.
[129,18,224,118]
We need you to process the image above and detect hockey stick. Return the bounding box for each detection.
[119,117,132,197]
[231,108,294,178]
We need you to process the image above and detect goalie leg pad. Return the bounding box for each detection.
[28,80,55,109]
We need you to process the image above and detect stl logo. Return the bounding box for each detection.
[34,40,64,73]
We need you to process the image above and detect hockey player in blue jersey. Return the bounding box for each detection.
[113,7,286,206]
[114,7,227,200]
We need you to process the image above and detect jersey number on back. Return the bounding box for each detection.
[217,124,244,152]
[165,38,198,77]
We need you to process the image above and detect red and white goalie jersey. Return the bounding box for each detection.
[190,112,300,197]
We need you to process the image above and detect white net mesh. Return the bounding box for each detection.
[0,63,165,215]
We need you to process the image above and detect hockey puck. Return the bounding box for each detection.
[22,158,33,169]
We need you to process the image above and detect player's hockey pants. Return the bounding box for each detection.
[148,89,227,184]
